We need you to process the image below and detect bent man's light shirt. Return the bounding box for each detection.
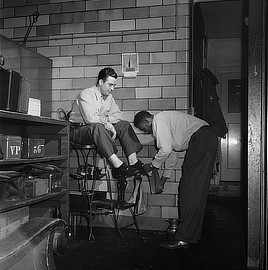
[151,111,208,171]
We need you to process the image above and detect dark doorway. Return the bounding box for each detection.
[192,0,248,196]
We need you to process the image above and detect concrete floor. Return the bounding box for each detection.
[54,195,247,270]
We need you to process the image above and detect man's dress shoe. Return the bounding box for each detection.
[159,239,191,249]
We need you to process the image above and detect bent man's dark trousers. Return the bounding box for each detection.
[71,120,142,160]
[175,126,218,243]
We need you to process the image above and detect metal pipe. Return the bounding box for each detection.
[15,27,178,44]
[22,11,39,46]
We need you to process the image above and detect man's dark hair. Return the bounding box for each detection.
[134,110,152,128]
[97,67,117,84]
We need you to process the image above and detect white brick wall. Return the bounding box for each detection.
[0,0,192,229]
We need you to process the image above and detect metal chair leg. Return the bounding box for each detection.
[129,207,141,234]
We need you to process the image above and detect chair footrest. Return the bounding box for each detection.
[93,199,135,210]
[70,191,107,212]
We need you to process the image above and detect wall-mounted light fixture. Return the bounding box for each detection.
[122,53,139,78]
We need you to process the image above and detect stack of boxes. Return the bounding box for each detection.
[0,135,45,160]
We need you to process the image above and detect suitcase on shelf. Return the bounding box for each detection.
[24,178,49,197]
[0,68,21,112]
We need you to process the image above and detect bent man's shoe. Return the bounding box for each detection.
[129,160,145,174]
[159,239,191,249]
[112,163,139,178]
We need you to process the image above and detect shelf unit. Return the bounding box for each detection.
[0,110,70,226]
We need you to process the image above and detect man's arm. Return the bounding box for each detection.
[162,151,179,178]
[151,120,173,169]
[77,89,101,123]
[105,97,123,124]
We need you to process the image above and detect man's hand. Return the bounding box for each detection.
[104,122,117,139]
[143,163,154,174]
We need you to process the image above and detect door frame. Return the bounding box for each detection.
[247,0,267,269]
[191,0,267,267]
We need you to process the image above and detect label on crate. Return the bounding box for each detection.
[21,138,45,159]
[0,135,22,160]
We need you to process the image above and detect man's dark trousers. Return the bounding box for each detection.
[175,126,218,243]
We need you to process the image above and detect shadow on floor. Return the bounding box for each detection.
[54,196,247,270]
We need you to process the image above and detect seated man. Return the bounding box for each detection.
[70,67,143,178]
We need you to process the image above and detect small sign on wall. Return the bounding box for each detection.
[122,53,139,77]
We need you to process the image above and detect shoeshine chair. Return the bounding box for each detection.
[57,108,143,241]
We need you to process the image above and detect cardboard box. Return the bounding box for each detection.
[21,138,45,159]
[27,98,41,116]
[24,178,49,197]
[0,135,22,160]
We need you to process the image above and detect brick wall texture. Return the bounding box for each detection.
[0,0,191,230]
